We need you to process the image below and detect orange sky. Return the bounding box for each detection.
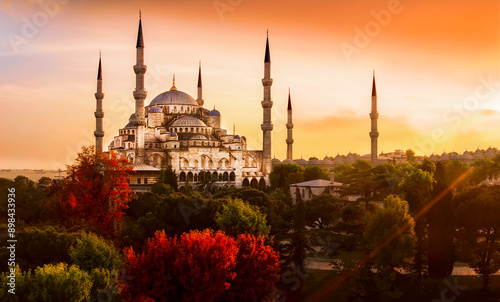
[0,0,499,169]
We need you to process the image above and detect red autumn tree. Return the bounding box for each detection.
[122,230,281,302]
[223,234,280,302]
[62,146,133,237]
[122,231,180,301]
[175,230,238,302]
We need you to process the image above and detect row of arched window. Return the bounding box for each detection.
[179,171,236,182]
[169,127,212,135]
[120,129,135,135]
[242,178,266,188]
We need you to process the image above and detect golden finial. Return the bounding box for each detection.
[170,74,177,91]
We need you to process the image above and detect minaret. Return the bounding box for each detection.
[286,88,293,160]
[133,11,147,164]
[94,53,105,152]
[369,71,379,165]
[261,31,273,174]
[196,61,204,106]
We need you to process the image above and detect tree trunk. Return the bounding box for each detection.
[483,273,489,290]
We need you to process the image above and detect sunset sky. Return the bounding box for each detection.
[1,0,499,169]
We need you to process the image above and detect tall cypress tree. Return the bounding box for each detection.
[427,162,455,278]
[290,188,310,269]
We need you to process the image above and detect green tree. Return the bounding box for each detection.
[400,167,434,286]
[289,188,312,270]
[269,163,305,190]
[304,194,342,229]
[69,233,122,272]
[363,195,416,300]
[427,162,455,279]
[304,165,329,181]
[0,263,93,302]
[8,227,80,271]
[156,165,178,191]
[455,185,500,289]
[406,149,416,162]
[216,198,270,236]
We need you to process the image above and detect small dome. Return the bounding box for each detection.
[129,113,136,121]
[233,135,240,139]
[485,147,495,158]
[272,158,282,165]
[170,132,178,136]
[149,106,163,113]
[209,109,221,116]
[283,159,293,164]
[309,158,320,165]
[440,152,449,161]
[241,136,246,141]
[461,152,472,160]
[295,158,308,165]
[170,116,207,127]
[149,90,198,106]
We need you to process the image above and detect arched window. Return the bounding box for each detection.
[250,178,258,188]
[242,179,249,187]
[212,172,218,181]
[194,174,198,182]
[229,172,236,181]
[187,172,193,182]
[259,178,266,188]
[223,172,228,181]
[179,172,186,182]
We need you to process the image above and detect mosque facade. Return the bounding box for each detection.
[94,15,274,190]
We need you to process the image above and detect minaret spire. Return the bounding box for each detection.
[196,61,204,106]
[133,11,147,164]
[261,31,273,175]
[94,53,105,152]
[286,88,294,160]
[370,71,379,165]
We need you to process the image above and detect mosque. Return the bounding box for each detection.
[93,14,274,191]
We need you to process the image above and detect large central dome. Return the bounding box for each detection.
[149,89,198,106]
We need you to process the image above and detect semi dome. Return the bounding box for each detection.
[170,132,178,136]
[170,116,207,127]
[149,89,198,106]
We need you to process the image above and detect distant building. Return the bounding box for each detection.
[289,173,346,202]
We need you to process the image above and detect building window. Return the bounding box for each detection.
[144,178,148,184]
[138,178,141,185]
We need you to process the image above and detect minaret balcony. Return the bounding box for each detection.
[261,78,273,86]
[94,130,104,137]
[133,90,147,99]
[94,112,104,118]
[134,65,147,73]
[286,123,294,129]
[94,92,104,99]
[286,138,294,144]
[261,123,274,131]
[369,112,379,119]
[261,100,273,108]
